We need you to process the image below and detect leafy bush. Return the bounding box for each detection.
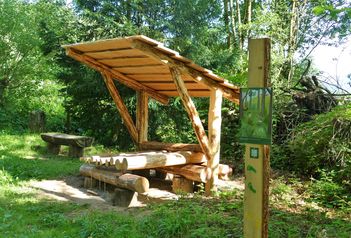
[288,103,351,185]
[307,170,351,209]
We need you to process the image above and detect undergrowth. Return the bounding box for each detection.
[0,132,350,237]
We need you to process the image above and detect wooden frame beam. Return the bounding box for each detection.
[66,48,169,105]
[205,89,223,196]
[101,73,138,144]
[131,40,239,104]
[136,91,148,147]
[169,67,212,162]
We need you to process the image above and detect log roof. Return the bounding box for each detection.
[62,35,240,104]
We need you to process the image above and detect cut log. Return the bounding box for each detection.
[79,164,149,193]
[201,163,233,180]
[218,164,233,176]
[139,141,202,152]
[114,151,206,171]
[158,164,207,183]
[172,175,194,193]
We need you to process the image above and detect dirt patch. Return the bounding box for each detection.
[30,175,244,210]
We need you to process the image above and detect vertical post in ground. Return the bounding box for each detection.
[244,38,271,238]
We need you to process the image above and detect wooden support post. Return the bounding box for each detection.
[47,143,60,155]
[136,91,148,148]
[169,67,211,162]
[244,38,271,238]
[101,73,138,144]
[205,89,223,196]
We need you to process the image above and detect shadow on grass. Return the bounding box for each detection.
[0,133,82,182]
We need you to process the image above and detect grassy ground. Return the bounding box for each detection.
[0,132,350,238]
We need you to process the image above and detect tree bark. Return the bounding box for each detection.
[224,0,231,48]
[229,0,237,47]
[235,0,243,49]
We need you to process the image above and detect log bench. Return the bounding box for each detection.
[41,133,94,157]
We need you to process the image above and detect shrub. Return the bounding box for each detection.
[288,103,351,186]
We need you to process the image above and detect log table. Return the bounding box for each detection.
[41,133,94,157]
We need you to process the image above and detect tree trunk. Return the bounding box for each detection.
[229,0,237,47]
[235,0,243,49]
[224,0,231,48]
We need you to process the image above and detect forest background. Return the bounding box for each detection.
[0,0,350,209]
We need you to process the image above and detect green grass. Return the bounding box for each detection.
[0,132,350,237]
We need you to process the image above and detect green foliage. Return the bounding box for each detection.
[288,103,351,184]
[307,170,351,209]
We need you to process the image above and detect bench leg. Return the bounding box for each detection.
[69,146,84,157]
[172,175,194,194]
[112,188,138,207]
[47,143,60,155]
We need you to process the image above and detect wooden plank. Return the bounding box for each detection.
[63,38,133,52]
[139,141,202,152]
[102,73,138,144]
[205,89,223,196]
[99,58,160,67]
[130,74,195,82]
[244,38,271,238]
[169,67,212,162]
[160,90,211,97]
[142,82,209,90]
[131,40,239,104]
[113,65,170,74]
[136,91,148,145]
[65,48,169,105]
[84,48,145,59]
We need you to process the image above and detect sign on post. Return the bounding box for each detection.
[240,38,271,238]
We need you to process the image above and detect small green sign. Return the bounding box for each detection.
[250,147,259,158]
[238,88,273,145]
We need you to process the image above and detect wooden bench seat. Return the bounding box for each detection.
[41,133,94,157]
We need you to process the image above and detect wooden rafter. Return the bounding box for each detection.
[131,40,239,103]
[101,73,138,143]
[169,67,211,162]
[66,48,169,105]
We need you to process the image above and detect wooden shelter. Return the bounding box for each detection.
[63,35,240,195]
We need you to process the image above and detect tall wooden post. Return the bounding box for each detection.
[243,38,271,238]
[136,91,148,148]
[205,89,223,195]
